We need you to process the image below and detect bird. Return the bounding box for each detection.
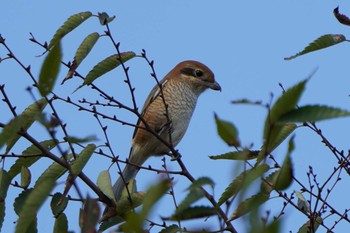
[112,60,221,203]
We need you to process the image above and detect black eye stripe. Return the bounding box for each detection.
[180,67,203,78]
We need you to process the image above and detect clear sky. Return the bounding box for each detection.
[1,1,350,232]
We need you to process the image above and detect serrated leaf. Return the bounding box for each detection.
[297,216,323,233]
[295,191,310,214]
[14,189,33,215]
[261,77,304,159]
[285,34,346,60]
[175,188,204,216]
[35,154,72,187]
[250,220,280,233]
[261,123,297,159]
[53,213,68,233]
[159,224,181,233]
[122,212,143,233]
[169,206,216,220]
[98,12,116,25]
[231,98,263,106]
[214,113,240,147]
[38,42,61,96]
[265,79,307,131]
[20,166,31,189]
[15,177,56,233]
[0,98,47,153]
[63,32,100,83]
[334,7,350,26]
[209,150,259,160]
[279,105,350,123]
[262,78,307,158]
[80,197,100,233]
[75,32,100,65]
[98,215,124,232]
[117,192,144,214]
[260,171,277,195]
[187,177,215,190]
[62,144,95,198]
[8,139,58,180]
[0,170,11,231]
[141,179,170,219]
[50,193,69,217]
[48,11,92,49]
[218,164,269,206]
[97,170,117,204]
[273,154,293,191]
[71,144,95,175]
[228,192,269,221]
[64,135,98,144]
[84,52,136,85]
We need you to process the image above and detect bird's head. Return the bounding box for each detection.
[170,60,221,94]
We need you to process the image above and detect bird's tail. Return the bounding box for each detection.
[112,163,139,200]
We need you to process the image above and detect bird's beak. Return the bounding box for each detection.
[208,81,222,91]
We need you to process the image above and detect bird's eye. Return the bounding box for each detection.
[194,69,203,77]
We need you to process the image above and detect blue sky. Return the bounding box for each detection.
[1,1,350,232]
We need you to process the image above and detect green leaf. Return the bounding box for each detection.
[175,188,204,216]
[334,7,350,26]
[80,197,100,233]
[187,177,215,190]
[20,166,31,189]
[115,192,144,214]
[0,170,11,231]
[97,170,117,204]
[273,154,293,191]
[284,34,346,60]
[122,212,143,233]
[70,144,95,175]
[214,113,240,147]
[35,154,72,186]
[75,32,100,65]
[53,213,68,233]
[64,135,98,144]
[261,123,297,158]
[98,12,116,25]
[8,139,58,180]
[261,78,306,160]
[98,216,124,232]
[297,216,323,233]
[63,33,100,83]
[15,177,56,233]
[48,11,92,49]
[209,150,259,160]
[50,193,69,217]
[141,179,170,219]
[218,164,269,206]
[249,220,280,233]
[84,52,136,85]
[295,191,310,214]
[159,225,181,233]
[228,192,270,221]
[265,79,307,132]
[14,189,32,215]
[38,42,62,96]
[279,105,350,123]
[169,206,216,220]
[0,98,47,153]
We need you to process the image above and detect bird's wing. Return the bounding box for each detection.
[130,79,169,141]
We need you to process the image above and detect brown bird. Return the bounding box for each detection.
[112,60,221,200]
